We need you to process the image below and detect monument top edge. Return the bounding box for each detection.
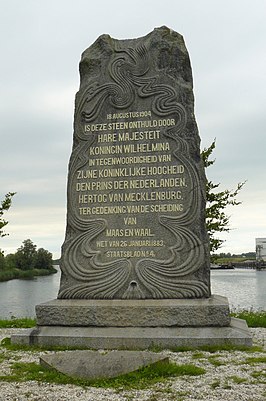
[98,26,183,41]
[81,26,185,57]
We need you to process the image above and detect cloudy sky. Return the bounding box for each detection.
[1,0,265,258]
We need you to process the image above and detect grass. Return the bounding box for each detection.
[191,351,205,359]
[0,267,57,282]
[207,356,225,367]
[0,310,265,394]
[1,337,89,352]
[243,356,266,365]
[215,257,256,264]
[0,320,265,393]
[210,380,220,389]
[230,309,266,327]
[0,360,206,389]
[0,318,36,328]
[229,375,247,384]
[251,371,266,379]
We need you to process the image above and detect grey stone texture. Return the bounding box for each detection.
[58,26,210,300]
[40,350,169,379]
[12,318,252,349]
[11,28,252,350]
[36,295,230,327]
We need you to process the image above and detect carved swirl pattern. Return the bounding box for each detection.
[58,43,208,299]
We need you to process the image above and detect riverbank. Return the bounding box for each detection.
[0,267,57,282]
[0,328,265,401]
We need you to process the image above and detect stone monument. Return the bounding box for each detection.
[12,27,251,348]
[59,25,211,301]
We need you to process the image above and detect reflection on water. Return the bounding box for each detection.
[0,267,265,318]
[0,267,61,318]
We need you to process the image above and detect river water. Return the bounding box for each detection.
[0,267,265,318]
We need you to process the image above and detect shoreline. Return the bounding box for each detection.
[0,267,57,283]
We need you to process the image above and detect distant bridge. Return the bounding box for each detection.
[233,261,266,270]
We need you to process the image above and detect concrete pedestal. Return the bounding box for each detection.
[11,295,252,349]
[12,318,251,349]
[35,295,231,327]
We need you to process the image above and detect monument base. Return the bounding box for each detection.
[35,295,231,327]
[11,295,252,349]
[12,318,251,349]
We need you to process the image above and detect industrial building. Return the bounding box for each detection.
[256,238,266,261]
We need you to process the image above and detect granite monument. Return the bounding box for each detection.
[12,27,251,349]
[58,26,210,301]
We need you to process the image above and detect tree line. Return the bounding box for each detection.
[0,239,53,271]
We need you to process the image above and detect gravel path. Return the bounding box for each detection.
[0,328,265,401]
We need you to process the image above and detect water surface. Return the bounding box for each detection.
[0,267,265,318]
[211,268,266,310]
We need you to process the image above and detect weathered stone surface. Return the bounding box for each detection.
[36,295,230,327]
[40,350,169,379]
[11,28,252,350]
[12,318,252,349]
[58,26,210,300]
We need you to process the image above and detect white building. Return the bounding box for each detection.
[256,238,266,261]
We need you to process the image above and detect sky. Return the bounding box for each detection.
[1,0,266,259]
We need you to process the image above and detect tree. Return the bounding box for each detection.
[15,239,37,270]
[4,253,17,270]
[9,239,53,271]
[0,252,5,270]
[0,192,16,259]
[0,192,16,239]
[201,140,245,255]
[34,248,53,269]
